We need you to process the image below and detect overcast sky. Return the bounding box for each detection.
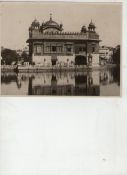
[1,2,122,50]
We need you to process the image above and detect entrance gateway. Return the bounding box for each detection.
[51,55,57,65]
[51,55,87,66]
[75,55,87,65]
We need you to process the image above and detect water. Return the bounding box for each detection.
[1,67,120,96]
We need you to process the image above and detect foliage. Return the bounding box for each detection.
[1,48,19,65]
[113,45,120,65]
[21,51,29,62]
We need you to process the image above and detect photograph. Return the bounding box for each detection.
[0,2,127,175]
[0,2,121,96]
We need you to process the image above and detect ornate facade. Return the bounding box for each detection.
[27,14,100,66]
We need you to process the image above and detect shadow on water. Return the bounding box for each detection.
[112,66,120,86]
[1,67,120,96]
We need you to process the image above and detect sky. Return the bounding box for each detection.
[0,2,122,50]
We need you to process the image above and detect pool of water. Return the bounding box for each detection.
[1,67,120,96]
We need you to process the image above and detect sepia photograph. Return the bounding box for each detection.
[0,2,121,96]
[1,2,127,175]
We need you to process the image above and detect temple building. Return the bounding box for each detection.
[27,14,100,66]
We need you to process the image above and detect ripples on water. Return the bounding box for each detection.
[1,67,120,96]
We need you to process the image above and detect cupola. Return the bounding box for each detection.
[88,20,96,32]
[31,18,40,29]
[81,25,87,33]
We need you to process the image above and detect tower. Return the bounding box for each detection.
[88,20,96,32]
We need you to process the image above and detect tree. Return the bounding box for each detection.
[113,45,120,65]
[21,51,29,62]
[1,59,5,65]
[1,48,18,65]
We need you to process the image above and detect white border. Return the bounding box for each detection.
[0,1,127,175]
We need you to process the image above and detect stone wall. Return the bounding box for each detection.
[32,54,99,66]
[90,53,99,66]
[33,55,51,66]
[32,55,75,66]
[87,41,99,54]
[57,55,75,66]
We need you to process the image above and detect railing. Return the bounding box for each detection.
[30,31,99,40]
[1,65,17,69]
[32,33,88,40]
[18,64,90,69]
[88,32,99,39]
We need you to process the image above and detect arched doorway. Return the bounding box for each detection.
[75,55,87,65]
[52,60,57,66]
[51,55,57,66]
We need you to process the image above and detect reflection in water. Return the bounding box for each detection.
[28,77,33,95]
[1,67,120,96]
[100,67,120,86]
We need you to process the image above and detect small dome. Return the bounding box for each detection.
[82,25,86,29]
[31,18,40,27]
[81,25,87,33]
[89,20,96,28]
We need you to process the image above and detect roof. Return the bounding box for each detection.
[89,20,96,28]
[32,18,40,26]
[42,14,63,31]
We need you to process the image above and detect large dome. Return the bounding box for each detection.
[42,14,63,32]
[44,18,59,27]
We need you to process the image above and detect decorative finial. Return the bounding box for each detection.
[50,13,52,20]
